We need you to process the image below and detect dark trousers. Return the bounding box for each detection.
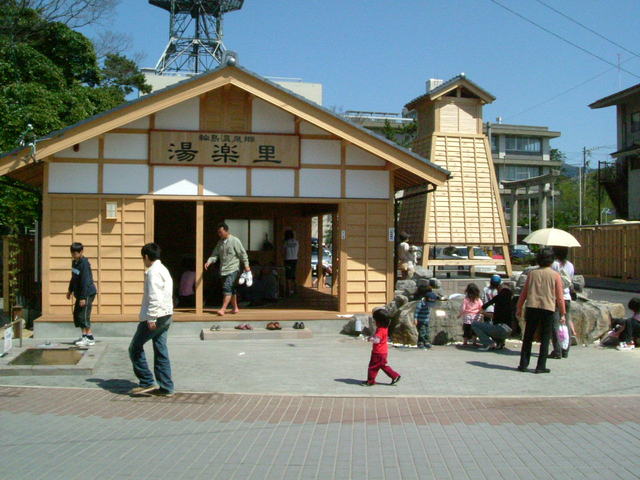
[367,352,399,384]
[519,307,554,370]
[620,318,640,343]
[73,294,96,329]
[417,321,430,345]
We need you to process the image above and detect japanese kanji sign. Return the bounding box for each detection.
[150,130,299,167]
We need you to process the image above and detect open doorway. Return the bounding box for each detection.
[201,202,339,312]
[154,201,196,312]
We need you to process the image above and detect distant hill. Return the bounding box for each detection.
[561,163,593,179]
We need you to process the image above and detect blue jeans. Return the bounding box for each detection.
[129,315,174,392]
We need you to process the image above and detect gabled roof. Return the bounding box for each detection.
[0,64,450,186]
[590,82,640,109]
[405,74,496,110]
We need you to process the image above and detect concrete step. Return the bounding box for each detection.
[200,327,313,340]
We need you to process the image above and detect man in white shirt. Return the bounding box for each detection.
[128,243,175,396]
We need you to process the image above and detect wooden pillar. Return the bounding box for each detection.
[318,215,325,290]
[337,205,347,313]
[195,201,204,315]
[510,195,518,247]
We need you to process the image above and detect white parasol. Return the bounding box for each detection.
[523,228,581,248]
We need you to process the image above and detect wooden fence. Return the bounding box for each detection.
[569,223,640,280]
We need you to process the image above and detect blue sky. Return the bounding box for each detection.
[85,0,640,167]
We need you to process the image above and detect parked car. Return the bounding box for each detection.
[436,246,497,273]
[311,244,332,276]
[510,244,532,259]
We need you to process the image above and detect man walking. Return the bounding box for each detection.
[205,222,251,316]
[128,243,175,397]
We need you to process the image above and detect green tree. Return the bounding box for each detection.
[0,2,150,311]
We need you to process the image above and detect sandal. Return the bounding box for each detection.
[244,324,253,330]
[266,322,275,330]
[234,324,243,330]
[273,322,282,330]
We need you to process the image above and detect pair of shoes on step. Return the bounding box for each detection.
[235,323,253,330]
[209,324,221,331]
[266,322,282,330]
[293,322,305,330]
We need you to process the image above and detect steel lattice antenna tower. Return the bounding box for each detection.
[150,0,244,74]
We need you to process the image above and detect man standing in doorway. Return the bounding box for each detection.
[129,243,174,397]
[205,222,251,316]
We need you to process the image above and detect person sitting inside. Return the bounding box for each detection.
[246,264,279,306]
[616,297,640,351]
[178,256,196,308]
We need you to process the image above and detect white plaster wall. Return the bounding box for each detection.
[104,133,148,160]
[299,121,330,135]
[203,168,247,196]
[345,170,389,199]
[49,162,98,193]
[299,169,341,198]
[154,166,199,195]
[120,116,150,129]
[346,144,386,166]
[155,98,200,130]
[103,164,149,194]
[251,98,295,133]
[53,138,99,158]
[301,139,341,165]
[251,169,295,197]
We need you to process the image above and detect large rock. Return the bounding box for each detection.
[395,280,417,297]
[516,298,625,344]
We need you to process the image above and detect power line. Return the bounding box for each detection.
[487,0,640,79]
[534,0,640,59]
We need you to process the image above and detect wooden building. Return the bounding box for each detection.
[401,75,512,275]
[0,65,450,324]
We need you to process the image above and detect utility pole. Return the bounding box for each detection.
[582,146,587,224]
[578,166,582,225]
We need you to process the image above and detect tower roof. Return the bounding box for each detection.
[405,74,496,110]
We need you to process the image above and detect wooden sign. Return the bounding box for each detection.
[150,130,299,167]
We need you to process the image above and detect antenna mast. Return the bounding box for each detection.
[150,0,244,74]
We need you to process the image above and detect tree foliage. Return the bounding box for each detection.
[0,2,150,309]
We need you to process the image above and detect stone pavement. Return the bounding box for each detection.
[2,334,640,479]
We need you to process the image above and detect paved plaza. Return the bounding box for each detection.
[1,327,640,479]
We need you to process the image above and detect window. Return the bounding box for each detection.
[499,165,540,181]
[505,135,541,154]
[631,112,640,132]
[490,135,498,152]
[224,219,274,251]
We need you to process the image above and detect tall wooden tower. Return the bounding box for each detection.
[403,74,512,275]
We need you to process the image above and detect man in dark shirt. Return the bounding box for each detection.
[67,242,97,346]
[472,285,513,350]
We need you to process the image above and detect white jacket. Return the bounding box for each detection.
[139,260,174,322]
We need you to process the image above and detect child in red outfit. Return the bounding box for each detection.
[362,308,401,386]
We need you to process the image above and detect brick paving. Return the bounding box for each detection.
[2,386,640,479]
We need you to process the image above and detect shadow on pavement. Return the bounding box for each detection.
[87,378,138,394]
[334,378,365,385]
[466,361,519,372]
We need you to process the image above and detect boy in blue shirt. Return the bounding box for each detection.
[414,285,438,349]
[67,242,97,346]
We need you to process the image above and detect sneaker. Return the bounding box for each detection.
[152,389,174,398]
[238,273,246,285]
[547,352,562,359]
[75,337,93,347]
[74,336,86,346]
[129,385,156,395]
[298,322,305,330]
[390,375,401,385]
[424,343,432,349]
[360,381,374,387]
[85,337,96,346]
[244,271,253,287]
[617,343,635,351]
[478,343,497,351]
[534,368,551,374]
